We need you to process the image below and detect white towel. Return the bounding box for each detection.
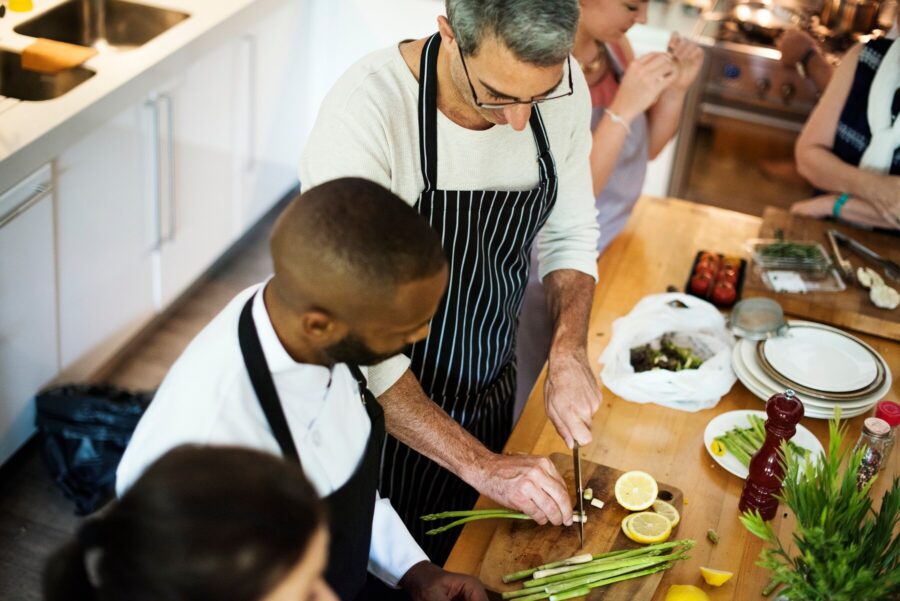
[859,38,900,174]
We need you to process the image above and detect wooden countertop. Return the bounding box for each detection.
[444,196,899,600]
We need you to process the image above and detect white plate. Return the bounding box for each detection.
[739,340,879,411]
[762,325,879,393]
[732,344,877,419]
[704,409,825,479]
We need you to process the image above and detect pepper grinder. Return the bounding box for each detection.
[739,389,804,521]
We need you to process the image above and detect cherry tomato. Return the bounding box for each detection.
[711,281,737,306]
[690,272,713,297]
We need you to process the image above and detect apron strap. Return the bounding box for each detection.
[345,363,380,414]
[237,296,301,464]
[529,107,553,166]
[418,33,442,192]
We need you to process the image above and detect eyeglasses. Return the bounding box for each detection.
[457,46,574,109]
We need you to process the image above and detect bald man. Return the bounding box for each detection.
[116,178,486,601]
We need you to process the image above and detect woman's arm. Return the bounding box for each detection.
[646,34,704,159]
[791,194,900,230]
[795,43,900,216]
[589,46,675,196]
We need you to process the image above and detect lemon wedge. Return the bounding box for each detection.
[623,511,672,544]
[614,470,658,511]
[710,439,726,456]
[652,499,681,528]
[699,566,733,586]
[665,584,710,601]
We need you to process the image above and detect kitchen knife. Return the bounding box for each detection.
[573,444,584,547]
[831,230,900,282]
[826,229,854,283]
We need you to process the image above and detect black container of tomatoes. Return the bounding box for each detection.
[685,251,747,308]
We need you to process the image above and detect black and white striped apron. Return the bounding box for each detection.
[378,32,559,564]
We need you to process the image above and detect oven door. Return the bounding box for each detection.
[671,99,815,215]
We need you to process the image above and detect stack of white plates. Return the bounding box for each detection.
[731,320,892,419]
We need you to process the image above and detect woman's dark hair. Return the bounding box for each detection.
[43,445,326,601]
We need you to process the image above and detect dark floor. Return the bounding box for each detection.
[0,203,279,600]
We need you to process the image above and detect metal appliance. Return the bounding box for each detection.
[668,0,887,215]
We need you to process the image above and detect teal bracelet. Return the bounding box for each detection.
[833,193,850,218]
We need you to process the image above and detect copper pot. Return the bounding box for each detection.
[822,0,883,32]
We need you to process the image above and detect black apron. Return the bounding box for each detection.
[238,296,384,601]
[378,32,560,563]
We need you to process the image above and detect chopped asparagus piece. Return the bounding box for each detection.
[590,498,605,509]
[583,487,593,501]
[707,529,719,544]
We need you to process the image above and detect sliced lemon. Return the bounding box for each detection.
[624,511,672,544]
[620,514,634,536]
[710,439,726,456]
[614,470,658,511]
[664,584,710,601]
[699,566,733,587]
[652,499,681,528]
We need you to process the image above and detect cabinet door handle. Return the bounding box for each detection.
[158,93,177,243]
[0,182,53,229]
[241,35,257,172]
[146,98,164,250]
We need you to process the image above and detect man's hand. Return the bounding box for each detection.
[544,351,602,449]
[400,562,488,601]
[474,453,574,526]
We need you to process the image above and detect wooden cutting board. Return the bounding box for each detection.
[742,208,899,340]
[478,453,684,600]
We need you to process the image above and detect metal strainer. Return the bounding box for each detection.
[728,297,789,340]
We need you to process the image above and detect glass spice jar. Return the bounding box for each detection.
[853,417,894,490]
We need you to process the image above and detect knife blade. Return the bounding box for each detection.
[826,229,854,283]
[831,230,900,282]
[573,444,584,548]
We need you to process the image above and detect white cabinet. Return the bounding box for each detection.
[0,166,58,464]
[56,104,158,379]
[234,0,308,229]
[151,40,238,307]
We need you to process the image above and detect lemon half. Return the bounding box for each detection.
[614,470,658,511]
[623,511,672,544]
[665,584,710,601]
[699,566,733,586]
[652,499,681,528]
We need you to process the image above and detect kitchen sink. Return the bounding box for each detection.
[0,50,95,100]
[14,0,190,52]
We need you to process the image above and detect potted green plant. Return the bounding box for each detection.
[740,417,899,600]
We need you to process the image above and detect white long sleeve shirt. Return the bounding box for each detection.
[298,41,599,395]
[116,283,428,586]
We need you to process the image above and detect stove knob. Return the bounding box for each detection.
[781,82,796,104]
[723,64,741,79]
[756,78,771,98]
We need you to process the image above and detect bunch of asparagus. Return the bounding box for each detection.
[715,414,810,467]
[499,540,695,601]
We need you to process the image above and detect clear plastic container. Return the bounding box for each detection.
[746,239,833,275]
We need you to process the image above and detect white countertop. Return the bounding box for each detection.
[0,0,270,183]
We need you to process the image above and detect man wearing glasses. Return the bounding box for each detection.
[300,0,600,568]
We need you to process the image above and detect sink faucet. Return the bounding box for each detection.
[80,0,108,48]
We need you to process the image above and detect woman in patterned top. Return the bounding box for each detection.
[791,21,900,231]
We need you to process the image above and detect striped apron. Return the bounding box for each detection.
[378,32,560,563]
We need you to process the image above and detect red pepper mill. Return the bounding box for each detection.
[739,389,805,520]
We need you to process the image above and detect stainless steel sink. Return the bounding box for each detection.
[0,50,95,100]
[14,0,190,52]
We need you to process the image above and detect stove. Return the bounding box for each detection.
[667,0,866,213]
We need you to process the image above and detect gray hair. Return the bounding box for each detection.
[446,0,579,66]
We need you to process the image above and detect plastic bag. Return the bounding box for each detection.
[35,384,152,515]
[600,293,736,412]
